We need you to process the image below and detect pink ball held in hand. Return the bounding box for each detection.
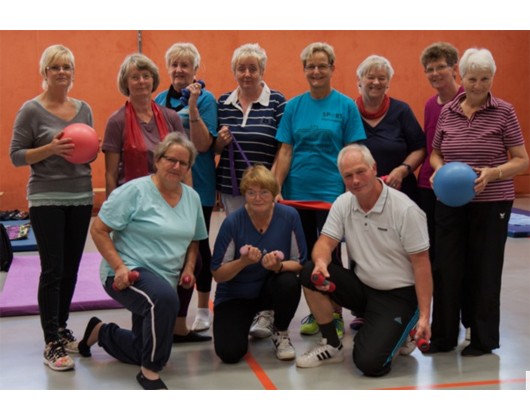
[62,123,99,164]
[274,251,285,261]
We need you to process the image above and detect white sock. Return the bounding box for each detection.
[196,308,210,320]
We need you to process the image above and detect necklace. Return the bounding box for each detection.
[246,205,274,234]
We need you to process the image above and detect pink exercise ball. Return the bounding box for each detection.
[62,123,99,164]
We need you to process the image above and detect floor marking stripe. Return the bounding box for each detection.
[244,352,278,390]
[207,299,277,390]
[376,377,526,390]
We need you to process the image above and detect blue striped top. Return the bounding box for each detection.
[216,83,286,195]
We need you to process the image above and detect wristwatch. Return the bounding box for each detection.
[400,163,412,174]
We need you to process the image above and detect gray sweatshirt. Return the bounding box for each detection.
[10,98,94,196]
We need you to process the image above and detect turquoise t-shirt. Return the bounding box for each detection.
[98,176,208,288]
[276,90,366,202]
[155,88,218,207]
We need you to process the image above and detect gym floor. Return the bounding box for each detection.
[0,197,528,414]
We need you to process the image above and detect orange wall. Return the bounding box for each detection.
[1,30,529,211]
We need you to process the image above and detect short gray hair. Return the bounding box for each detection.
[165,43,201,70]
[459,48,496,78]
[356,55,394,80]
[231,43,267,73]
[117,53,160,96]
[337,143,376,170]
[300,42,335,67]
[154,132,197,168]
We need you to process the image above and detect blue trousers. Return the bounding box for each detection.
[99,268,179,372]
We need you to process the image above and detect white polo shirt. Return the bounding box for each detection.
[322,182,429,290]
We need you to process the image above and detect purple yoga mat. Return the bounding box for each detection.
[0,253,123,317]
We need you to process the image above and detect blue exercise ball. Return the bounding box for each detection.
[433,162,477,207]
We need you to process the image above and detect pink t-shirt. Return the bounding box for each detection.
[417,86,464,189]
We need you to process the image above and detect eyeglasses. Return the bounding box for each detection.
[245,190,272,199]
[425,64,449,74]
[162,155,189,168]
[46,65,74,72]
[129,73,153,82]
[235,65,260,74]
[304,64,332,72]
[246,190,272,199]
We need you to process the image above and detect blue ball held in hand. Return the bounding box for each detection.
[433,162,477,207]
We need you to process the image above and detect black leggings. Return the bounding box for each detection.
[30,204,92,344]
[195,206,213,293]
[213,271,301,364]
[297,208,342,265]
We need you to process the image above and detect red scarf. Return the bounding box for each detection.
[123,101,169,182]
[356,95,390,120]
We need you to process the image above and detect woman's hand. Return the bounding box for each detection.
[49,131,75,158]
[186,81,203,108]
[112,265,133,291]
[473,166,497,194]
[261,250,283,272]
[179,271,195,289]
[216,126,233,150]
[239,245,262,265]
[385,165,408,190]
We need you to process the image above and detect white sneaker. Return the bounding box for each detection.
[399,334,416,356]
[191,309,211,332]
[249,310,274,338]
[465,328,471,342]
[271,331,296,360]
[296,338,344,368]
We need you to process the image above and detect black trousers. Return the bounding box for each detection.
[213,271,301,364]
[195,206,213,293]
[431,200,512,351]
[297,208,342,265]
[30,205,92,344]
[301,262,418,377]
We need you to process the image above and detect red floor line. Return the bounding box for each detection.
[244,353,278,390]
[206,300,277,390]
[376,377,526,390]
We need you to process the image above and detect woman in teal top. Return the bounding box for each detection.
[78,133,207,390]
[274,42,366,337]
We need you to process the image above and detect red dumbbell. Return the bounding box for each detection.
[311,273,336,292]
[112,270,140,291]
[410,328,430,352]
[181,274,192,286]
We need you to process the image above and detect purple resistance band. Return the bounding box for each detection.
[228,130,253,196]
